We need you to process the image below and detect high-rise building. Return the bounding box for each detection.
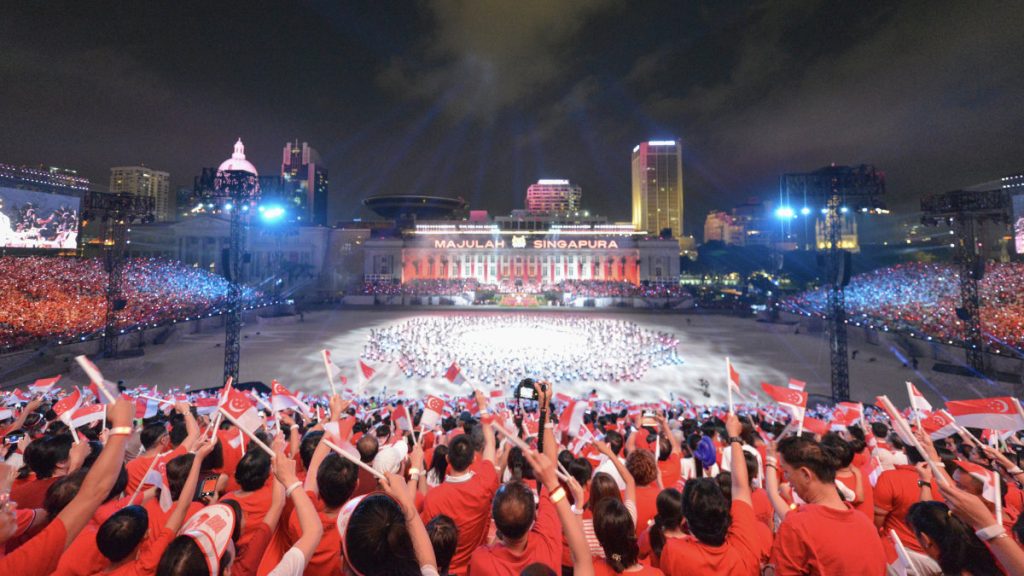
[282,140,328,225]
[0,163,90,195]
[631,140,684,247]
[110,165,172,222]
[525,179,582,214]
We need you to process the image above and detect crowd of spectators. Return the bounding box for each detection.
[2,376,1023,575]
[359,279,688,299]
[784,262,1024,352]
[0,256,261,350]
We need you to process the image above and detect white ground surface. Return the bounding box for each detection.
[48,308,1024,409]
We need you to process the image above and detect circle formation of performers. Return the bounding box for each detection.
[364,314,683,385]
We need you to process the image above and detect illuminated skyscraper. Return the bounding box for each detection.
[525,179,582,214]
[282,140,328,225]
[631,140,684,244]
[110,165,172,222]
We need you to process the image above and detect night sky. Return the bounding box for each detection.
[2,1,1023,234]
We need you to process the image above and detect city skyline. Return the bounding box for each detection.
[2,2,1023,233]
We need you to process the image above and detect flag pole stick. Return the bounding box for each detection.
[217,407,274,457]
[127,450,170,506]
[321,351,337,397]
[138,394,174,406]
[102,405,108,433]
[322,439,385,480]
[726,358,734,414]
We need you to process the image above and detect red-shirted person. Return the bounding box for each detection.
[654,415,684,489]
[770,434,886,575]
[12,432,89,511]
[420,390,497,576]
[286,449,359,575]
[221,447,275,549]
[141,453,207,548]
[638,488,684,569]
[873,442,935,565]
[0,398,133,576]
[125,403,198,496]
[626,449,661,539]
[89,438,213,575]
[659,413,763,576]
[820,433,873,520]
[592,497,665,575]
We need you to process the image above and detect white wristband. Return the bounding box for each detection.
[975,524,1006,541]
[285,481,303,498]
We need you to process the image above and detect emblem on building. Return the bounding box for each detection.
[511,235,527,248]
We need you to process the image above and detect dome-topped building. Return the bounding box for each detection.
[218,138,258,175]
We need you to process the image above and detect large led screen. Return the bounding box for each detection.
[0,186,81,250]
[1014,193,1024,256]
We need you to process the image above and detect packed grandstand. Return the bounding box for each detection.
[0,256,262,350]
[0,372,1022,575]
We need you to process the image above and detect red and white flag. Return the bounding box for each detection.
[71,404,107,428]
[321,350,348,389]
[75,356,119,404]
[30,376,61,395]
[956,460,1000,504]
[444,361,467,386]
[946,397,1024,431]
[53,387,83,428]
[727,358,741,393]
[221,388,263,434]
[788,378,806,392]
[760,382,807,419]
[270,380,310,418]
[832,402,864,427]
[420,396,445,430]
[195,397,219,416]
[867,455,884,486]
[7,389,32,405]
[358,359,377,382]
[919,409,959,440]
[907,382,933,413]
[559,398,588,437]
[136,396,162,419]
[392,403,412,432]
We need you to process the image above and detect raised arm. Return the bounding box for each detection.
[537,382,558,463]
[658,414,682,454]
[175,402,201,451]
[3,398,42,436]
[764,440,790,521]
[273,449,322,563]
[382,473,437,571]
[303,435,330,495]
[523,449,593,576]
[165,439,213,531]
[938,482,1024,575]
[725,413,752,506]
[594,439,635,503]
[475,390,496,463]
[57,398,133,547]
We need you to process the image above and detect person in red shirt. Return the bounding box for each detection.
[592,497,664,575]
[140,453,207,548]
[638,488,684,569]
[906,500,1001,575]
[821,433,873,520]
[873,445,930,556]
[770,435,886,575]
[284,449,359,576]
[659,413,763,576]
[221,448,274,550]
[90,439,213,575]
[125,403,199,496]
[626,449,661,538]
[0,398,133,576]
[12,433,89,510]
[420,390,497,576]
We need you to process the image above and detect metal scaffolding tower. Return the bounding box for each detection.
[921,187,1010,373]
[781,165,886,402]
[82,192,155,358]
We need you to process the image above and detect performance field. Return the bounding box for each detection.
[76,307,1014,406]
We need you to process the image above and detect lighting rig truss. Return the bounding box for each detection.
[781,165,886,402]
[81,192,156,358]
[921,187,1011,373]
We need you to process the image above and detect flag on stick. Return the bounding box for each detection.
[946,397,1024,431]
[75,356,118,404]
[445,361,467,386]
[53,387,83,443]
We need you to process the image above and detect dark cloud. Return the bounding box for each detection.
[1,1,1022,234]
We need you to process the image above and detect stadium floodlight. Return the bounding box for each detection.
[800,207,811,216]
[774,206,795,219]
[260,205,286,222]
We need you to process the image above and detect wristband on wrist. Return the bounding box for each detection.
[550,486,567,504]
[109,426,132,436]
[408,467,421,476]
[544,422,554,429]
[285,481,303,498]
[1007,467,1024,475]
[570,504,584,515]
[975,524,1006,541]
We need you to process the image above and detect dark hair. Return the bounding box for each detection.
[299,431,324,471]
[626,449,658,486]
[716,471,733,500]
[44,469,85,517]
[586,472,621,511]
[447,435,474,472]
[680,478,730,546]
[97,505,149,561]
[169,421,188,447]
[870,422,889,439]
[356,434,379,464]
[605,431,623,456]
[820,433,854,468]
[141,423,169,450]
[492,481,536,541]
[25,433,73,478]
[649,488,683,558]
[157,536,232,576]
[594,498,639,573]
[426,514,459,574]
[567,457,593,487]
[777,436,840,483]
[235,450,271,492]
[317,454,359,508]
[907,501,1000,575]
[344,494,420,576]
[166,453,195,500]
[742,451,759,486]
[429,445,449,483]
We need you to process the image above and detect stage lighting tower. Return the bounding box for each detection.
[781,165,885,402]
[213,139,260,383]
[82,191,155,358]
